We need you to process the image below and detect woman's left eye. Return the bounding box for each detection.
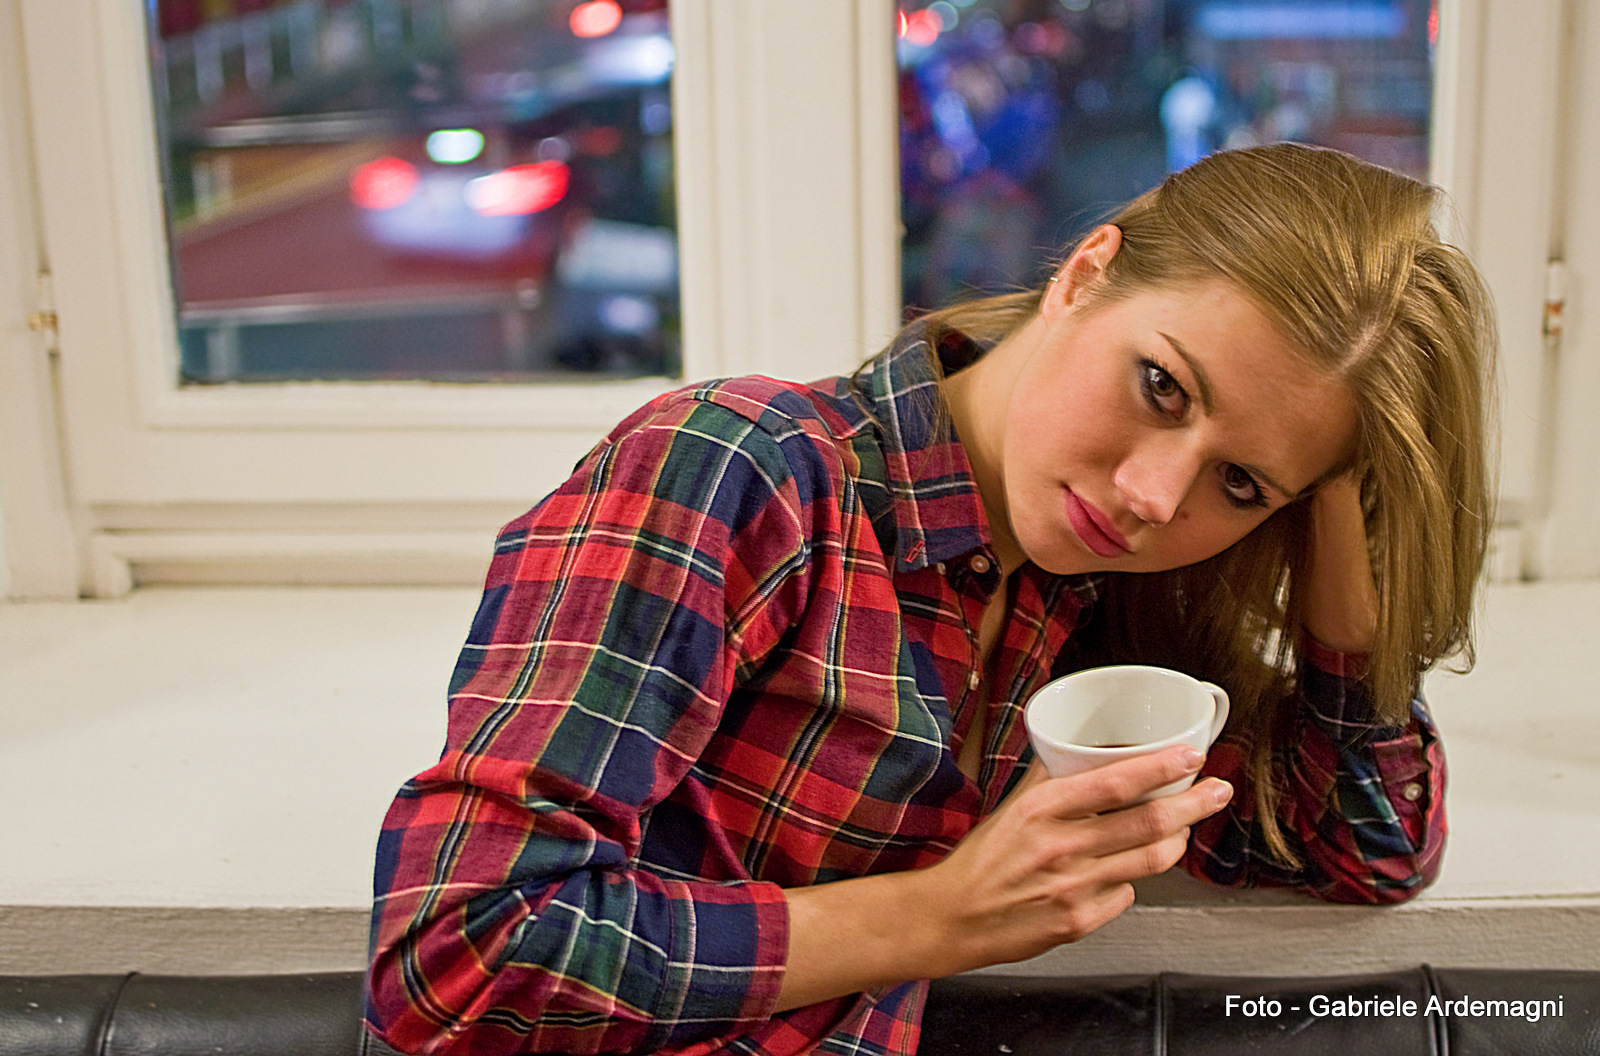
[1221,464,1268,508]
[1140,361,1187,416]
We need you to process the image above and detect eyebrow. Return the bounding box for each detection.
[1159,332,1214,413]
[1158,331,1296,501]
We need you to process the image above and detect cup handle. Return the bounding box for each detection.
[1204,683,1230,745]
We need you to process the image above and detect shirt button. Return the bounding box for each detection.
[936,562,947,575]
[1402,782,1423,802]
[969,554,991,574]
[967,671,981,690]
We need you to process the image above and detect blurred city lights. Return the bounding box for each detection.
[426,128,486,164]
[349,156,419,210]
[583,33,675,84]
[901,9,943,46]
[537,135,574,163]
[600,294,660,335]
[1196,3,1407,39]
[571,0,623,38]
[465,161,571,216]
[577,126,625,155]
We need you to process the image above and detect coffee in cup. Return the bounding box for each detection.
[1023,664,1229,801]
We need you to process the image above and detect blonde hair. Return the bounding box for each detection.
[915,142,1497,860]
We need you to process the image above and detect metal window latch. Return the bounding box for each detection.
[1544,259,1567,342]
[27,270,57,345]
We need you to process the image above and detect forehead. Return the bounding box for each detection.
[1141,280,1358,493]
[1231,355,1357,496]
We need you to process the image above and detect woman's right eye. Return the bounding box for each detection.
[1139,360,1189,418]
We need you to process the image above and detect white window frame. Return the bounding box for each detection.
[0,0,79,601]
[1430,0,1568,577]
[9,0,899,597]
[0,0,1581,598]
[1537,0,1600,578]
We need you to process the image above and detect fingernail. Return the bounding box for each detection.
[1208,780,1233,806]
[1178,745,1205,771]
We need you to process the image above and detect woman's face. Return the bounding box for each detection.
[991,255,1358,577]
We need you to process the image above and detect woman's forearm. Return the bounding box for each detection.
[775,868,951,1011]
[1302,475,1378,655]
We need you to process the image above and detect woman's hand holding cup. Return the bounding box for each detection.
[909,741,1232,977]
[906,665,1234,976]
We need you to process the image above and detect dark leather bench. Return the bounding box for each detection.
[918,969,1600,1055]
[3,967,1596,1055]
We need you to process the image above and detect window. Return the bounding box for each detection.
[896,0,1436,310]
[153,0,681,384]
[889,0,1560,573]
[13,0,899,594]
[4,0,1566,595]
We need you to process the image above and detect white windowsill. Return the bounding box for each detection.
[2,581,1598,976]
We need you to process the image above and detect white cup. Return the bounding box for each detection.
[1023,665,1230,802]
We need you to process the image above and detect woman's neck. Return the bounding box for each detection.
[940,315,1047,577]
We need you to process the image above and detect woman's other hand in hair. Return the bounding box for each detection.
[1304,472,1379,655]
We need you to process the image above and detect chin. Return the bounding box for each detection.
[1023,537,1106,577]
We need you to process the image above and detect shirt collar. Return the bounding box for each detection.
[842,321,993,573]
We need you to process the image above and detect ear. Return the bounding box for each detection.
[1042,224,1123,320]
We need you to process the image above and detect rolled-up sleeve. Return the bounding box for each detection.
[1182,638,1446,905]
[365,397,815,1055]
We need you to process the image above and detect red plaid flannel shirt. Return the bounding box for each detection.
[365,327,1445,1056]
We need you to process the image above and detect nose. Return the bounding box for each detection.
[1113,441,1201,527]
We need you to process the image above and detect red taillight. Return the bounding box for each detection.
[464,162,571,216]
[350,156,419,210]
[903,10,941,47]
[571,0,623,38]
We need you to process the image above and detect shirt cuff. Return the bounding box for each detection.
[1299,635,1411,742]
[646,878,790,1048]
[1303,634,1370,681]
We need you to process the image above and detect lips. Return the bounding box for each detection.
[1064,489,1131,558]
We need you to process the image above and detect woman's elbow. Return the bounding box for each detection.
[364,920,510,1056]
[1313,841,1444,905]
[365,942,462,1056]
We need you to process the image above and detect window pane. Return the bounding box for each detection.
[152,0,678,383]
[897,0,1435,312]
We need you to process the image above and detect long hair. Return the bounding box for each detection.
[910,143,1498,860]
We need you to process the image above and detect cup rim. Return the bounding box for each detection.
[1023,664,1215,753]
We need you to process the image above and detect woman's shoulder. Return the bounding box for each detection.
[606,374,865,458]
[585,373,872,497]
[689,373,866,443]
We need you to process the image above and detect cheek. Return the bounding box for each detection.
[1009,398,1081,473]
[1163,504,1271,564]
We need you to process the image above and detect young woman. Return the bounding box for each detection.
[363,142,1495,1056]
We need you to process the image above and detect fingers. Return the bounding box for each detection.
[1054,882,1139,945]
[1039,745,1210,818]
[1087,778,1234,876]
[1026,757,1234,877]
[1087,775,1234,853]
[924,756,1233,967]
